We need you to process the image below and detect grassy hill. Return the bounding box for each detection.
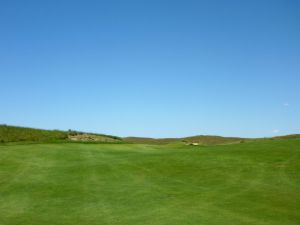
[123,135,245,145]
[182,135,246,145]
[272,134,300,140]
[0,125,122,143]
[1,124,299,145]
[0,139,299,225]
[123,137,179,144]
[124,134,300,145]
[0,124,67,143]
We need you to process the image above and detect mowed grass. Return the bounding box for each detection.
[0,140,299,225]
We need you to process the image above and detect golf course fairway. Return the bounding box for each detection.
[0,140,299,225]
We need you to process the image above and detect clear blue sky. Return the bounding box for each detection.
[1,0,299,138]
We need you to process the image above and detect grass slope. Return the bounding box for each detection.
[182,135,245,145]
[123,135,245,145]
[123,137,179,144]
[0,140,299,225]
[0,125,122,143]
[1,124,299,145]
[0,125,67,143]
[124,134,300,145]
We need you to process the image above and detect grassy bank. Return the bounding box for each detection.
[0,125,122,143]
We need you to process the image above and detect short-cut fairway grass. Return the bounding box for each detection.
[0,140,300,225]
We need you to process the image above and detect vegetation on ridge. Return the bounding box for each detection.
[1,124,300,145]
[0,125,121,143]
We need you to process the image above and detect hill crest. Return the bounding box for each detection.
[1,124,299,145]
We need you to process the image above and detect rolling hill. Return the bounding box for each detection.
[0,139,300,224]
[0,124,300,224]
[0,125,122,143]
[124,134,300,145]
[123,135,246,145]
[1,124,299,145]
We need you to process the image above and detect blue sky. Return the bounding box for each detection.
[1,0,299,138]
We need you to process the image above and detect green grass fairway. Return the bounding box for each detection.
[0,140,300,225]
